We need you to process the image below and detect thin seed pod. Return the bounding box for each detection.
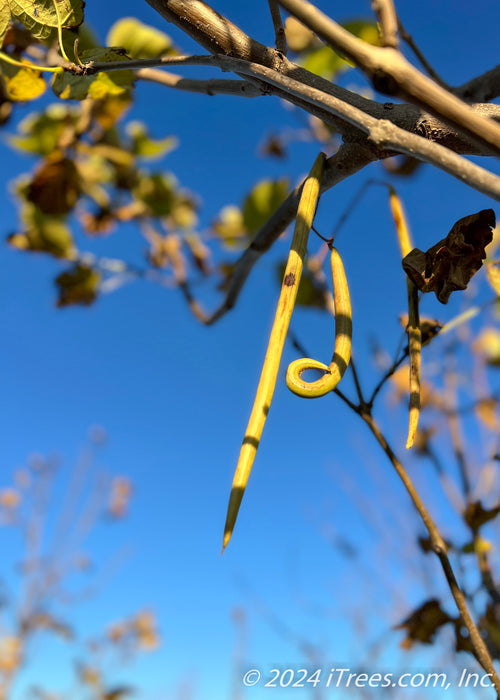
[389,185,421,449]
[389,185,412,258]
[286,247,352,397]
[222,153,326,553]
[406,279,421,449]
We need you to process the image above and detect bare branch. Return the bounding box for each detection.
[268,0,287,54]
[457,64,500,102]
[361,410,500,696]
[371,0,399,49]
[80,52,500,156]
[144,0,278,64]
[397,16,449,89]
[135,68,261,97]
[278,0,500,155]
[219,55,500,201]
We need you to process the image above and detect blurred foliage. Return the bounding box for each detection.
[0,434,159,699]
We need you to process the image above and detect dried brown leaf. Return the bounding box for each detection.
[402,209,495,303]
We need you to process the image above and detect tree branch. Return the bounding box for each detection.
[278,0,500,156]
[457,64,500,102]
[213,55,500,201]
[268,0,287,54]
[360,411,500,696]
[135,67,261,97]
[371,0,399,49]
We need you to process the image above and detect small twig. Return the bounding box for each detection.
[371,0,399,49]
[268,0,288,54]
[135,67,262,97]
[349,356,365,406]
[443,351,472,499]
[368,344,409,408]
[397,16,449,89]
[360,411,500,695]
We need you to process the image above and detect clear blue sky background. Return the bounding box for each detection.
[1,1,500,698]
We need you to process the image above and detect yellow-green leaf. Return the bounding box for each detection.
[9,105,76,154]
[8,202,74,258]
[472,327,500,366]
[302,44,348,81]
[55,264,100,307]
[126,121,178,160]
[8,0,84,41]
[212,205,246,248]
[297,19,379,80]
[486,263,500,297]
[133,173,176,217]
[52,47,134,100]
[284,16,319,52]
[0,5,11,48]
[106,17,176,59]
[242,178,289,233]
[1,61,46,101]
[344,20,380,48]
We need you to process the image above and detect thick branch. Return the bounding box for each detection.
[457,64,500,102]
[212,55,500,201]
[141,1,500,161]
[278,0,500,156]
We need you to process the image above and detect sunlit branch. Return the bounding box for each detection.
[135,67,262,97]
[278,0,500,155]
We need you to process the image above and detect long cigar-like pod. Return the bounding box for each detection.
[286,247,352,397]
[222,153,325,553]
[389,186,421,449]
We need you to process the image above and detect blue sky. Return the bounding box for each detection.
[1,1,500,698]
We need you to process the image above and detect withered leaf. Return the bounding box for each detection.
[402,209,495,304]
[55,265,100,307]
[463,500,500,530]
[28,155,80,215]
[395,599,452,649]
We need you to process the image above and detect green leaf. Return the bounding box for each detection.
[212,205,246,248]
[106,17,176,59]
[297,19,379,80]
[9,105,77,155]
[486,262,500,297]
[242,178,289,234]
[0,5,11,48]
[8,202,75,258]
[55,264,100,307]
[133,173,176,217]
[344,20,380,47]
[472,327,500,366]
[302,44,348,81]
[52,47,134,100]
[126,121,178,160]
[0,60,46,101]
[8,0,84,41]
